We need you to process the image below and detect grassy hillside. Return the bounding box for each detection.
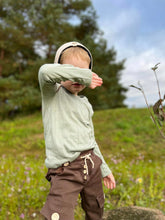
[0,108,165,219]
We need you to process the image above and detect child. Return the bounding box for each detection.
[38,42,116,220]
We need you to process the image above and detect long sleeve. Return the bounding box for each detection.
[93,141,112,177]
[38,63,92,96]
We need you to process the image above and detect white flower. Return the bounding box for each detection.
[32,213,37,218]
[18,188,22,192]
[11,187,15,192]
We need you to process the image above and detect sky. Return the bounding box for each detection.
[91,0,165,108]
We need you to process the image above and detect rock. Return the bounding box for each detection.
[103,206,165,220]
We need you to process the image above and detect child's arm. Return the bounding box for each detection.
[38,63,92,95]
[93,142,116,189]
[93,142,111,177]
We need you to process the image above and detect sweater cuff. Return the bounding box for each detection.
[100,163,112,178]
[84,70,92,87]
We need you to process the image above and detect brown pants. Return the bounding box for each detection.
[41,150,104,220]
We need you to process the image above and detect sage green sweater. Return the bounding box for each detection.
[38,63,111,177]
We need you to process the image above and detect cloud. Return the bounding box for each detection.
[92,0,165,107]
[100,7,140,48]
[121,49,165,107]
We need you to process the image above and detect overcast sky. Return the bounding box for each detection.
[92,0,165,108]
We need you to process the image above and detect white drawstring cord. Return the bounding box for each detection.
[81,153,94,175]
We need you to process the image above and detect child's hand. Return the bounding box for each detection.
[103,173,116,190]
[90,73,103,89]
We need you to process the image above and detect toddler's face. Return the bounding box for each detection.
[61,56,90,95]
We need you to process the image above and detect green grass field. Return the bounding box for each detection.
[0,108,165,219]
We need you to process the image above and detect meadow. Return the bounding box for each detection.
[0,108,165,219]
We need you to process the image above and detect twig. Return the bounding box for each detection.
[151,63,165,119]
[130,76,165,139]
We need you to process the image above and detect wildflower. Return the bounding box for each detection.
[18,188,22,193]
[136,178,143,184]
[20,213,25,219]
[25,167,31,171]
[32,213,37,218]
[11,187,14,192]
[129,177,134,182]
[40,186,46,191]
[111,158,118,164]
[26,177,31,183]
[137,153,144,160]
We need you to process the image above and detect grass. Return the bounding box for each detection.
[0,108,165,219]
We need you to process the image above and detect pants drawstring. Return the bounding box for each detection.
[81,153,94,175]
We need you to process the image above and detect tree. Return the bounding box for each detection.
[0,0,37,76]
[0,0,127,119]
